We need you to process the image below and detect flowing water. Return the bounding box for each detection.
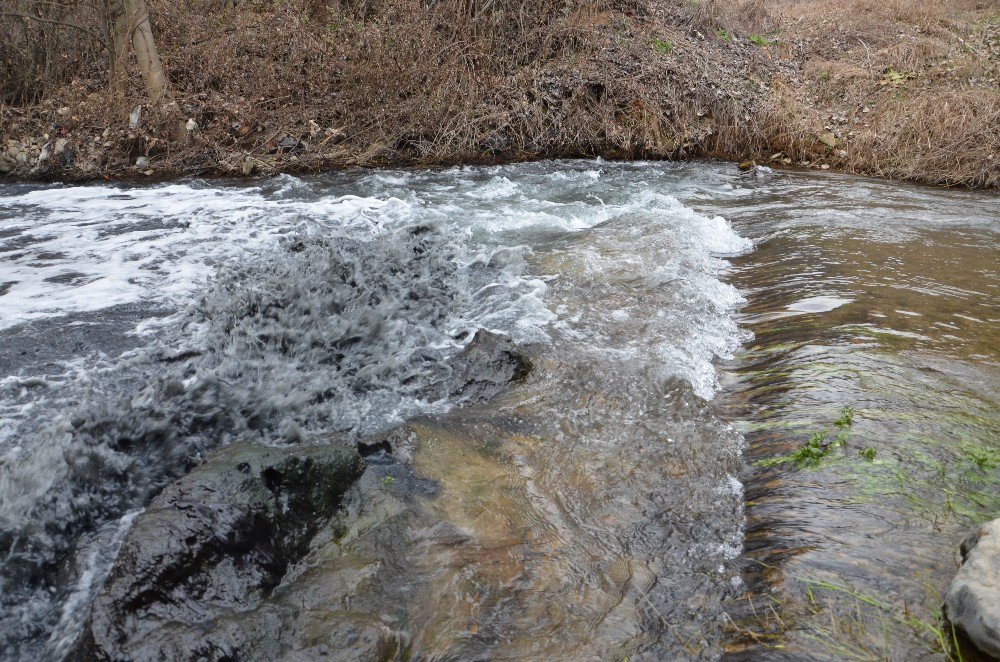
[705,172,1000,659]
[0,161,996,660]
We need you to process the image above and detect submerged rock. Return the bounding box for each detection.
[64,320,531,660]
[77,442,363,660]
[945,518,1000,659]
[70,325,532,659]
[443,329,533,402]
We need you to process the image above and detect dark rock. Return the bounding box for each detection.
[276,135,304,154]
[444,329,532,402]
[945,518,1000,659]
[77,442,363,661]
[71,328,528,660]
[357,438,393,457]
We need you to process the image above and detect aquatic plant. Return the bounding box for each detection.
[834,405,854,427]
[756,425,853,471]
[754,405,858,470]
[798,578,962,661]
[728,570,964,660]
[792,430,832,467]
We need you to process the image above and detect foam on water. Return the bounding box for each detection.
[0,183,418,329]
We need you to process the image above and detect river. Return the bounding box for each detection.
[0,161,996,660]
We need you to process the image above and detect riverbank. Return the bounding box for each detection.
[2,0,998,187]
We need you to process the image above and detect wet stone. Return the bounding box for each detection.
[945,518,1000,659]
[76,442,364,661]
[441,329,533,402]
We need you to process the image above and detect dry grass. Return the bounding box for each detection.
[1,0,997,186]
[699,0,1000,186]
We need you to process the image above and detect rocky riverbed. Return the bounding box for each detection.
[1,161,997,661]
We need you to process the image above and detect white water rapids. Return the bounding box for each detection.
[0,161,752,659]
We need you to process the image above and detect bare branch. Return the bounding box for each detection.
[1,11,112,53]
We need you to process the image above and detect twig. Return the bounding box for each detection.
[856,38,872,71]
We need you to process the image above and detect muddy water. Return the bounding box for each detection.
[0,162,996,660]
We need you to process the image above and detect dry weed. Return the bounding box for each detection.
[0,0,996,186]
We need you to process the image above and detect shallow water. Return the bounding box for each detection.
[0,161,996,660]
[702,172,1000,659]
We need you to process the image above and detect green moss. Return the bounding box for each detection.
[755,455,794,468]
[651,37,673,54]
[967,446,999,471]
[716,28,732,41]
[749,35,771,47]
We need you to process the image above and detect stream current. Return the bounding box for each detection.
[0,161,996,660]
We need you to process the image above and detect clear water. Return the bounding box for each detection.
[0,161,996,660]
[704,171,1000,659]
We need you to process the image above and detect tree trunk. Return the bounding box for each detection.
[111,0,168,103]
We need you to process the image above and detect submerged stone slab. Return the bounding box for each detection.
[76,442,364,660]
[945,518,1000,659]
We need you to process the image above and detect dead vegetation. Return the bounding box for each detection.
[1,0,997,186]
[704,0,1000,186]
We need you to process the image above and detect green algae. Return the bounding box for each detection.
[754,406,854,469]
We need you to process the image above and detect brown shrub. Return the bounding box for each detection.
[857,88,1000,187]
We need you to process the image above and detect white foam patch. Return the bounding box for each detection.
[1,162,753,403]
[786,296,852,313]
[0,184,419,329]
[467,175,519,200]
[530,189,752,399]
